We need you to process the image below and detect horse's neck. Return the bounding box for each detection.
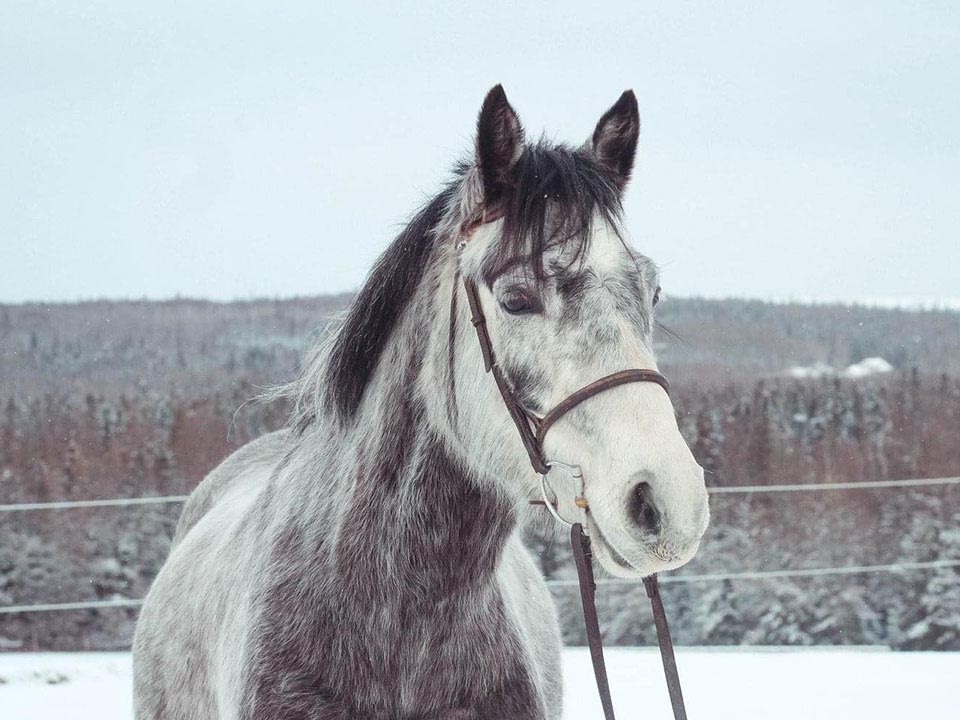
[334,428,516,604]
[312,278,517,606]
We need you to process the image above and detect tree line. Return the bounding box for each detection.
[0,295,957,650]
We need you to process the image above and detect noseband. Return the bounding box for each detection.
[462,276,688,720]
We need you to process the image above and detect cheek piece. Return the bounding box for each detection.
[459,216,688,720]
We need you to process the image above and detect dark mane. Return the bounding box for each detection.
[325,143,623,421]
[325,186,454,420]
[489,142,623,283]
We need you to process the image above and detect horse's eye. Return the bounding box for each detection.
[652,286,662,307]
[500,292,540,315]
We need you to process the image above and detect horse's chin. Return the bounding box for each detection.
[586,516,700,580]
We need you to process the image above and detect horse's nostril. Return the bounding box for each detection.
[628,482,660,536]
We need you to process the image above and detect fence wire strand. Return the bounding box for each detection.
[0,598,145,615]
[0,495,189,512]
[0,476,958,513]
[708,476,960,494]
[3,559,958,615]
[544,558,960,587]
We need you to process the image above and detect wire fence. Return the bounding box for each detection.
[2,559,959,615]
[546,559,960,587]
[1,475,957,615]
[0,495,189,512]
[1,476,958,513]
[706,476,960,494]
[0,598,146,615]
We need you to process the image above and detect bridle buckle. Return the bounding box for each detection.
[539,460,589,531]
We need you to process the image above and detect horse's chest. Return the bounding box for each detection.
[245,592,544,720]
[392,605,534,709]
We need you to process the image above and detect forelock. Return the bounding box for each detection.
[481,141,623,285]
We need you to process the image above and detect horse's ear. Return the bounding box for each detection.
[476,84,525,205]
[589,90,640,192]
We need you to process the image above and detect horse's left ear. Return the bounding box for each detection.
[476,84,525,206]
[589,90,640,192]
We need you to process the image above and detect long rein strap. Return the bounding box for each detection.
[643,574,688,720]
[571,523,617,720]
[462,278,688,720]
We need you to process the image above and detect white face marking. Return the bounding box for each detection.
[457,213,709,577]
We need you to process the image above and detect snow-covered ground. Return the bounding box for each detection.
[1,648,956,719]
[786,356,894,379]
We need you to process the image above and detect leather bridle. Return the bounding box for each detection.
[462,255,688,719]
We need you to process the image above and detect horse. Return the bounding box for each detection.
[133,85,710,720]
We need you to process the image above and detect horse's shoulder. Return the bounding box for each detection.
[173,429,291,544]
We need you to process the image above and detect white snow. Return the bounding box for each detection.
[0,648,957,719]
[786,361,835,379]
[1,653,132,720]
[842,357,894,378]
[786,356,894,380]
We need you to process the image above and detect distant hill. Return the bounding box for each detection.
[654,297,960,385]
[2,294,958,398]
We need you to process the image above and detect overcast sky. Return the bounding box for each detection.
[2,2,958,304]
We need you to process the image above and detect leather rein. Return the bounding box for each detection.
[461,234,688,719]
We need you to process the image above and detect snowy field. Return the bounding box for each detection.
[1,648,956,719]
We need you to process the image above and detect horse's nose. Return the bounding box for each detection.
[627,481,661,537]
